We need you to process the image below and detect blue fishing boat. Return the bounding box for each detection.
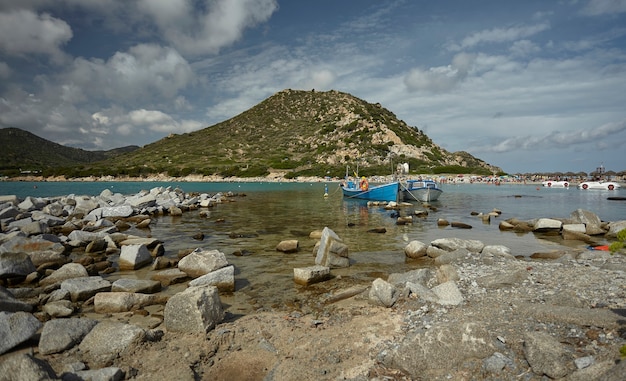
[401,179,443,202]
[341,177,400,202]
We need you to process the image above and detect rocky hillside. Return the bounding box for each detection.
[1,90,501,178]
[96,89,501,178]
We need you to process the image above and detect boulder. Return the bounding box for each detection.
[42,300,74,317]
[369,278,398,307]
[481,245,515,259]
[94,292,164,313]
[118,244,152,271]
[293,265,330,285]
[178,248,228,278]
[431,281,464,305]
[151,268,189,286]
[78,321,146,367]
[164,285,224,333]
[111,278,162,294]
[430,237,484,253]
[0,354,57,380]
[60,276,112,302]
[0,252,36,279]
[404,240,427,259]
[533,218,563,231]
[0,311,42,355]
[523,331,574,379]
[387,268,432,287]
[605,220,626,238]
[71,367,125,381]
[188,265,235,291]
[39,262,88,287]
[0,286,33,312]
[314,227,349,268]
[39,317,98,355]
[0,236,65,256]
[276,239,299,253]
[570,209,605,235]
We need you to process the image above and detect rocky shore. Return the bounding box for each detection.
[0,186,625,380]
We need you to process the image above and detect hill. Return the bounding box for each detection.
[90,89,501,178]
[0,127,139,176]
[1,90,501,178]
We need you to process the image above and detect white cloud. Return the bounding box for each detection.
[0,9,72,62]
[65,43,194,103]
[448,22,550,51]
[93,107,204,137]
[138,0,279,56]
[404,53,475,93]
[580,0,626,16]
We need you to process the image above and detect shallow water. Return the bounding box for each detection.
[2,180,625,315]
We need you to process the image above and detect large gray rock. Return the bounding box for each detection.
[430,237,485,253]
[533,218,563,231]
[0,252,36,279]
[118,244,152,270]
[481,245,514,259]
[164,285,224,333]
[0,236,65,256]
[523,331,574,379]
[0,286,33,312]
[0,311,42,355]
[39,262,88,287]
[384,321,493,377]
[94,292,164,313]
[293,265,330,285]
[387,268,433,287]
[570,209,605,235]
[0,354,57,381]
[178,248,228,278]
[605,220,626,238]
[314,227,349,268]
[70,367,125,381]
[404,240,427,259]
[78,321,146,367]
[431,281,464,305]
[39,317,98,355]
[111,278,162,294]
[60,276,112,302]
[188,265,235,291]
[369,278,398,307]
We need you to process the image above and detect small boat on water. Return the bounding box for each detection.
[542,180,570,188]
[341,177,400,202]
[401,179,443,202]
[578,181,621,190]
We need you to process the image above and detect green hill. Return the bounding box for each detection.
[0,127,139,176]
[1,89,501,178]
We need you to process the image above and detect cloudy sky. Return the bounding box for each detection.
[1,0,625,174]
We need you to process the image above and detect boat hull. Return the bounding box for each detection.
[542,180,570,188]
[342,181,400,202]
[402,188,443,202]
[401,180,443,202]
[578,181,621,190]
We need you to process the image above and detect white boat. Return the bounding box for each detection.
[542,180,570,188]
[578,181,621,190]
[402,179,443,202]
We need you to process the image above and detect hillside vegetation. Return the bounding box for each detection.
[1,90,501,178]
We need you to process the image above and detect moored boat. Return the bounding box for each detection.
[577,181,621,190]
[341,177,400,202]
[542,180,570,188]
[401,179,443,202]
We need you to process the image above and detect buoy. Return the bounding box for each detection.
[587,245,610,251]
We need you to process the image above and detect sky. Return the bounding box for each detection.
[1,0,625,174]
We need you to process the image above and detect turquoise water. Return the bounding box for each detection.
[2,180,624,313]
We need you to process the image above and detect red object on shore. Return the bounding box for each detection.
[587,245,609,251]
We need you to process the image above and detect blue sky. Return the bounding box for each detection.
[1,0,625,174]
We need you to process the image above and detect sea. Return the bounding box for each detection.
[1,180,625,313]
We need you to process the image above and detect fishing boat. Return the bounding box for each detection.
[341,177,400,202]
[401,179,443,202]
